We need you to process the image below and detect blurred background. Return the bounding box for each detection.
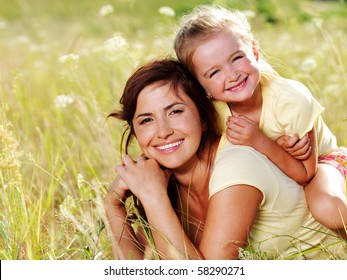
[0,0,346,259]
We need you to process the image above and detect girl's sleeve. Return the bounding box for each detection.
[276,80,324,138]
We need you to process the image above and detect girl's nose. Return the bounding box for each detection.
[226,66,240,82]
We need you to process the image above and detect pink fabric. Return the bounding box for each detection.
[318,147,347,178]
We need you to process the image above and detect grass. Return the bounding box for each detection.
[0,0,346,260]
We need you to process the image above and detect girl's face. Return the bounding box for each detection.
[192,30,261,104]
[133,82,203,171]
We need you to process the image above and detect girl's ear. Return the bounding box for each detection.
[252,40,259,61]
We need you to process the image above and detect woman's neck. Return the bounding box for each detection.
[172,138,220,197]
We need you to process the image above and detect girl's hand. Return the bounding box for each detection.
[226,115,265,148]
[115,154,171,205]
[276,133,311,160]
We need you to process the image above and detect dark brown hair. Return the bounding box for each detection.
[108,57,222,157]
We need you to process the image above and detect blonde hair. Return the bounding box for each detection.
[174,5,277,75]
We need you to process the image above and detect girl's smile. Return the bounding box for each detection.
[192,30,261,106]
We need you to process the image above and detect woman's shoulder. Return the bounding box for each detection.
[210,141,281,197]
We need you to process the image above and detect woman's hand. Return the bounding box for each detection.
[104,174,130,213]
[115,154,171,205]
[104,164,147,260]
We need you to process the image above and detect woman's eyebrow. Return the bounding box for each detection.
[135,112,152,119]
[135,102,185,119]
[163,101,185,111]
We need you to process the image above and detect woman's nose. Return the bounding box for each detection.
[157,119,174,138]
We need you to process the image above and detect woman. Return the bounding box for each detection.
[104,58,346,260]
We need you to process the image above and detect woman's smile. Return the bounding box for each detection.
[133,82,203,170]
[155,139,184,152]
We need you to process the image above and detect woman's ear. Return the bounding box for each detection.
[206,91,213,99]
[202,122,208,132]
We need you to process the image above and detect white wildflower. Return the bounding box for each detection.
[77,173,84,189]
[300,58,318,73]
[59,195,76,218]
[58,53,79,64]
[99,4,114,16]
[241,10,256,19]
[14,35,30,44]
[0,20,8,29]
[102,33,128,62]
[29,44,48,53]
[311,17,323,29]
[158,6,175,17]
[54,94,74,108]
[104,34,127,50]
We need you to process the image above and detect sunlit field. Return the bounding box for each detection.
[0,0,346,260]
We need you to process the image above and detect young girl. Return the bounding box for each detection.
[174,5,347,236]
[104,58,346,259]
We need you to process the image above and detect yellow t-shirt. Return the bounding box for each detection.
[209,135,347,259]
[215,75,338,156]
[260,74,337,156]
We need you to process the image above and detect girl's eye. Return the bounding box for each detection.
[209,69,219,78]
[232,55,243,62]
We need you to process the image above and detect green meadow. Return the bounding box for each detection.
[0,0,346,259]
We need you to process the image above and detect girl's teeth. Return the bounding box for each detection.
[230,80,245,91]
[157,140,182,151]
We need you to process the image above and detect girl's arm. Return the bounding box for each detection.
[227,115,317,185]
[104,176,146,259]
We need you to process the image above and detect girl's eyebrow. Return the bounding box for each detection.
[135,102,185,119]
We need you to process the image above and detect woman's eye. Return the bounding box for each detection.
[169,109,183,115]
[139,117,152,125]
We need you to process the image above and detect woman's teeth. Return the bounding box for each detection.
[157,140,183,151]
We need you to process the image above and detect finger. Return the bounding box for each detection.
[121,154,135,167]
[137,154,147,163]
[292,146,312,161]
[290,138,311,157]
[282,134,300,149]
[291,142,312,158]
[286,134,310,153]
[226,130,243,144]
[293,134,310,149]
[227,122,244,134]
[115,164,126,174]
[228,116,249,127]
[276,135,290,143]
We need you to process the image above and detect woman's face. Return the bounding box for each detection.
[133,82,203,171]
